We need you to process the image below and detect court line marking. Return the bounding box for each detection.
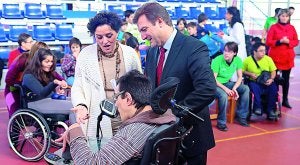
[216,126,300,143]
[249,124,268,132]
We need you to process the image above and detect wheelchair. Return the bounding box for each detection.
[7,84,69,161]
[246,79,282,121]
[125,77,193,165]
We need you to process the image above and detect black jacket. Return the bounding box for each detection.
[145,31,216,155]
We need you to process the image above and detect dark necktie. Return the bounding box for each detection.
[156,47,166,86]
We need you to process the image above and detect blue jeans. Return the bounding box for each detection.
[248,81,277,113]
[216,82,250,125]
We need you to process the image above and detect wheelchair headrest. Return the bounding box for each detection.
[150,77,180,115]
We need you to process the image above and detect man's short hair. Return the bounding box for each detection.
[186,22,197,28]
[133,2,172,27]
[18,33,31,46]
[252,42,266,52]
[225,42,239,54]
[69,37,82,49]
[289,6,295,10]
[117,70,152,109]
[197,13,208,23]
[124,10,134,18]
[275,8,281,15]
[87,11,122,36]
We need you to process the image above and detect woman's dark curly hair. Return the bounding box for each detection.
[227,6,244,28]
[87,11,122,36]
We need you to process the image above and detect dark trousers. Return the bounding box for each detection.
[281,69,291,102]
[179,152,207,165]
[248,81,277,113]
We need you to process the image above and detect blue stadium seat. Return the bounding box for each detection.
[194,0,206,2]
[166,0,179,2]
[0,47,10,65]
[204,7,218,20]
[2,4,24,19]
[174,7,190,19]
[8,25,29,42]
[189,7,201,19]
[55,24,73,41]
[0,24,8,42]
[180,0,194,3]
[126,4,140,11]
[24,3,46,19]
[46,4,66,19]
[218,7,226,19]
[33,25,55,41]
[107,5,123,18]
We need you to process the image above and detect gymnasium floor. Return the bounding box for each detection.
[1,57,300,165]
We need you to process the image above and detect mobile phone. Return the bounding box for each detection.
[100,99,118,118]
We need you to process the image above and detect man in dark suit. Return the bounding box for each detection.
[133,2,216,165]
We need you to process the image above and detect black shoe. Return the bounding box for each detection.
[282,101,292,108]
[254,108,262,116]
[267,110,277,119]
[216,124,228,131]
[236,118,249,127]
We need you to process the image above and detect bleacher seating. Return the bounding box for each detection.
[189,7,201,20]
[107,5,124,18]
[2,4,24,19]
[8,25,29,42]
[0,24,8,42]
[33,25,55,41]
[55,24,73,41]
[46,4,66,19]
[174,7,190,19]
[24,3,46,19]
[0,47,10,64]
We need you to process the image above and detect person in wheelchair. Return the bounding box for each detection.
[243,42,278,119]
[22,48,76,123]
[211,42,250,131]
[56,70,176,164]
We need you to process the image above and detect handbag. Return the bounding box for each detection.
[251,56,271,85]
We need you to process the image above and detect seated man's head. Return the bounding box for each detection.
[223,42,238,62]
[186,22,198,36]
[252,42,266,60]
[114,70,152,121]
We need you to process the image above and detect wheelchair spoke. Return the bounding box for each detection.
[19,114,30,132]
[27,137,42,154]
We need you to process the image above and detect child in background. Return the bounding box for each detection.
[176,18,189,36]
[61,37,82,86]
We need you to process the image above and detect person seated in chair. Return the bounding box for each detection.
[243,42,277,119]
[55,70,176,164]
[211,42,250,131]
[22,48,75,123]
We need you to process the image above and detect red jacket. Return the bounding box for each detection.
[8,48,22,68]
[266,23,299,70]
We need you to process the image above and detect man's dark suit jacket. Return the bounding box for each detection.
[145,31,216,156]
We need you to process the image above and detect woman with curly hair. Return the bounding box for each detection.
[71,11,142,139]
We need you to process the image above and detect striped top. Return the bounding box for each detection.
[68,110,176,164]
[70,122,157,164]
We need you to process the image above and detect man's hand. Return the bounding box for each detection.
[72,105,89,124]
[55,131,68,152]
[265,78,274,86]
[55,123,81,152]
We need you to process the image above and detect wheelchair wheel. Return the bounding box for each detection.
[50,121,68,148]
[7,109,51,161]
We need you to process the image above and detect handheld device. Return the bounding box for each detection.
[100,99,118,118]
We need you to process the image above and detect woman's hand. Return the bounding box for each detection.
[55,86,65,95]
[72,105,89,124]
